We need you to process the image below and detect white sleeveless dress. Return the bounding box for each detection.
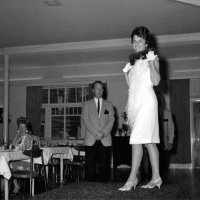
[125,56,160,144]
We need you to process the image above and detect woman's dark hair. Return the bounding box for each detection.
[129,26,158,66]
[131,26,150,45]
[92,80,103,89]
[17,117,28,127]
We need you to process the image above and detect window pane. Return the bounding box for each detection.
[41,108,45,124]
[52,108,56,115]
[42,89,48,103]
[69,107,73,115]
[78,107,82,114]
[52,116,64,138]
[66,116,81,138]
[50,89,58,103]
[67,88,76,102]
[52,107,64,115]
[77,87,82,102]
[74,107,77,114]
[84,86,93,101]
[50,88,65,104]
[41,108,45,137]
[58,88,65,103]
[57,107,64,115]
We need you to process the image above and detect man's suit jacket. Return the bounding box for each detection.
[83,98,114,146]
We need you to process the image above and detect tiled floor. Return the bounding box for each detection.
[1,167,200,199]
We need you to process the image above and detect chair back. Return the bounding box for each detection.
[73,144,84,151]
[73,145,85,156]
[23,145,42,158]
[65,145,86,181]
[73,145,85,161]
[12,145,47,197]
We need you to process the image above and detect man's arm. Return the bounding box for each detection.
[102,102,115,136]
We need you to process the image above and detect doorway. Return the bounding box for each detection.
[190,99,200,168]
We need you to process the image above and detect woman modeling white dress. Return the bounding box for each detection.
[126,52,159,144]
[119,26,162,192]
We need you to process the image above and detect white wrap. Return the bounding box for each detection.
[123,62,132,73]
[146,51,158,61]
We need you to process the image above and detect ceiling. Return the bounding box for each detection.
[0,0,200,70]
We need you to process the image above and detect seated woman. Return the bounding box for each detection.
[10,117,40,194]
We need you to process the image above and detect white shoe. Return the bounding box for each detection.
[141,177,162,189]
[118,178,138,191]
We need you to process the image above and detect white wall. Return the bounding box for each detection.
[108,78,128,129]
[0,53,200,142]
[0,85,26,142]
[0,87,3,140]
[9,85,26,140]
[0,69,129,142]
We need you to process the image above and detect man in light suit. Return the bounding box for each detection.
[83,80,115,182]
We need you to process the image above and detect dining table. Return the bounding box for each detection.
[0,146,73,200]
[42,146,74,183]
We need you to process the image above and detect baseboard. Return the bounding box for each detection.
[113,163,194,169]
[169,163,193,169]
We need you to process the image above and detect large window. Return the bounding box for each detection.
[41,85,92,139]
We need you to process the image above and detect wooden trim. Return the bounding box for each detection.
[1,33,200,55]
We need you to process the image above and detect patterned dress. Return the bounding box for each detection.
[11,133,40,170]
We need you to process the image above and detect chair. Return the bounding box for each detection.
[64,145,85,182]
[11,145,47,197]
[47,157,60,183]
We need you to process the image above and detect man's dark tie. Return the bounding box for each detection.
[97,99,100,115]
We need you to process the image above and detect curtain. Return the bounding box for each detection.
[26,86,42,137]
[170,79,191,163]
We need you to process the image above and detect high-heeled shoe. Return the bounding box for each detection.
[141,177,162,189]
[118,178,138,191]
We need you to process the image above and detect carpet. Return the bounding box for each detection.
[30,182,191,200]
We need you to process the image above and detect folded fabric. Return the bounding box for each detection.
[0,156,12,179]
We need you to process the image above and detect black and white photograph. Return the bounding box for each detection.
[0,1,200,199]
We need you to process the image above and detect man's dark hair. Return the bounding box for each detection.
[92,80,103,89]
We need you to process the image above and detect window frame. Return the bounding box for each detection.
[41,84,91,139]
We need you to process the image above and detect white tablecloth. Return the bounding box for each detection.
[0,147,73,180]
[0,150,30,179]
[71,147,85,156]
[0,147,73,200]
[42,146,73,162]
